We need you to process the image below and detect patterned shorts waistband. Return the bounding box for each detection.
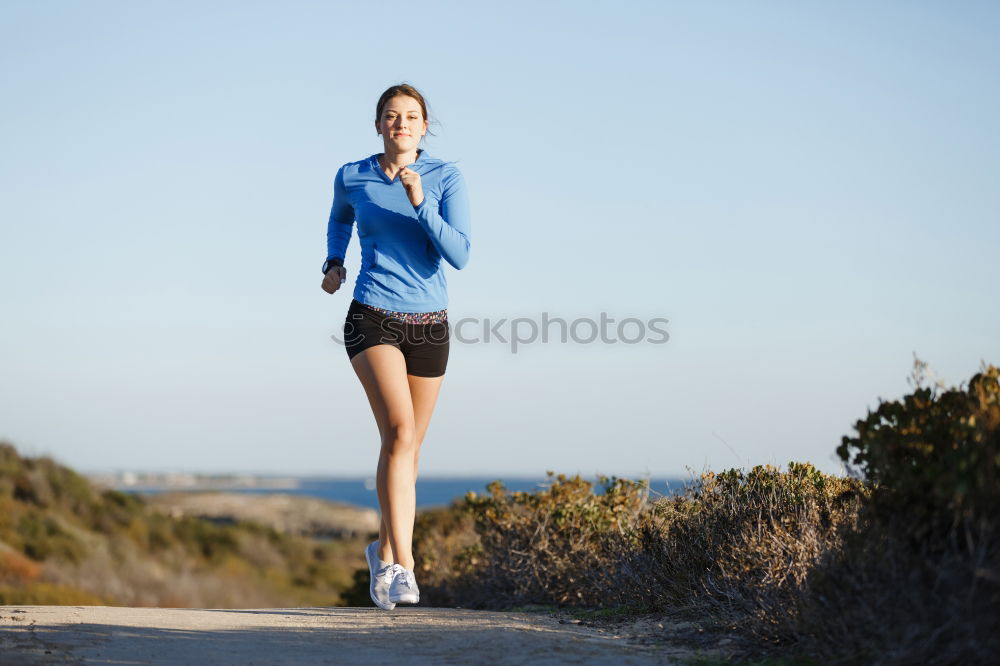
[352,299,448,325]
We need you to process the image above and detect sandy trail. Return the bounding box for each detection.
[0,605,722,665]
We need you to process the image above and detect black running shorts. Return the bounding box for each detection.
[343,299,450,378]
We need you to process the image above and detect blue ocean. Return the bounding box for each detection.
[123,475,690,511]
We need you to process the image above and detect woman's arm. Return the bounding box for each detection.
[412,167,471,270]
[325,165,354,269]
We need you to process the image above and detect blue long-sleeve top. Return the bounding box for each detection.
[325,149,471,312]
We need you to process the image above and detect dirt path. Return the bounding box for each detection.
[0,605,731,665]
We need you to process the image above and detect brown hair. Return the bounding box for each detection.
[375,83,436,139]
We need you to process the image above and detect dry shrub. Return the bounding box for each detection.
[413,463,862,622]
[622,462,864,626]
[412,472,648,607]
[458,472,649,608]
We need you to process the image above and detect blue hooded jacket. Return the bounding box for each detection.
[325,149,471,312]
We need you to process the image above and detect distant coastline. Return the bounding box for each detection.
[87,471,304,491]
[86,472,689,511]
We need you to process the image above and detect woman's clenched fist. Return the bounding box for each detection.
[321,265,347,294]
[399,165,424,208]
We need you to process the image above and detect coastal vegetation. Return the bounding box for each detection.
[407,359,1000,664]
[0,443,364,607]
[2,357,996,663]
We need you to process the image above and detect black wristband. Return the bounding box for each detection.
[322,257,344,274]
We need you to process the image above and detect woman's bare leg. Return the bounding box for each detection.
[371,372,444,563]
[349,344,417,569]
[351,345,446,569]
[351,344,415,569]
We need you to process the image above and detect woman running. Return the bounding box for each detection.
[320,83,471,610]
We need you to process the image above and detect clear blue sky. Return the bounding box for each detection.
[1,1,998,478]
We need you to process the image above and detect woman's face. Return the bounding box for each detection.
[376,95,427,153]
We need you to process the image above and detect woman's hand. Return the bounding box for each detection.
[321,266,347,294]
[399,166,424,208]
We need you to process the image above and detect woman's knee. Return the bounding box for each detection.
[381,421,417,455]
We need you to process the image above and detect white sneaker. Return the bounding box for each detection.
[388,564,420,604]
[365,541,395,610]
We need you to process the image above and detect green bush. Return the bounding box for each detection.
[16,511,86,563]
[775,359,1000,664]
[836,361,1000,541]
